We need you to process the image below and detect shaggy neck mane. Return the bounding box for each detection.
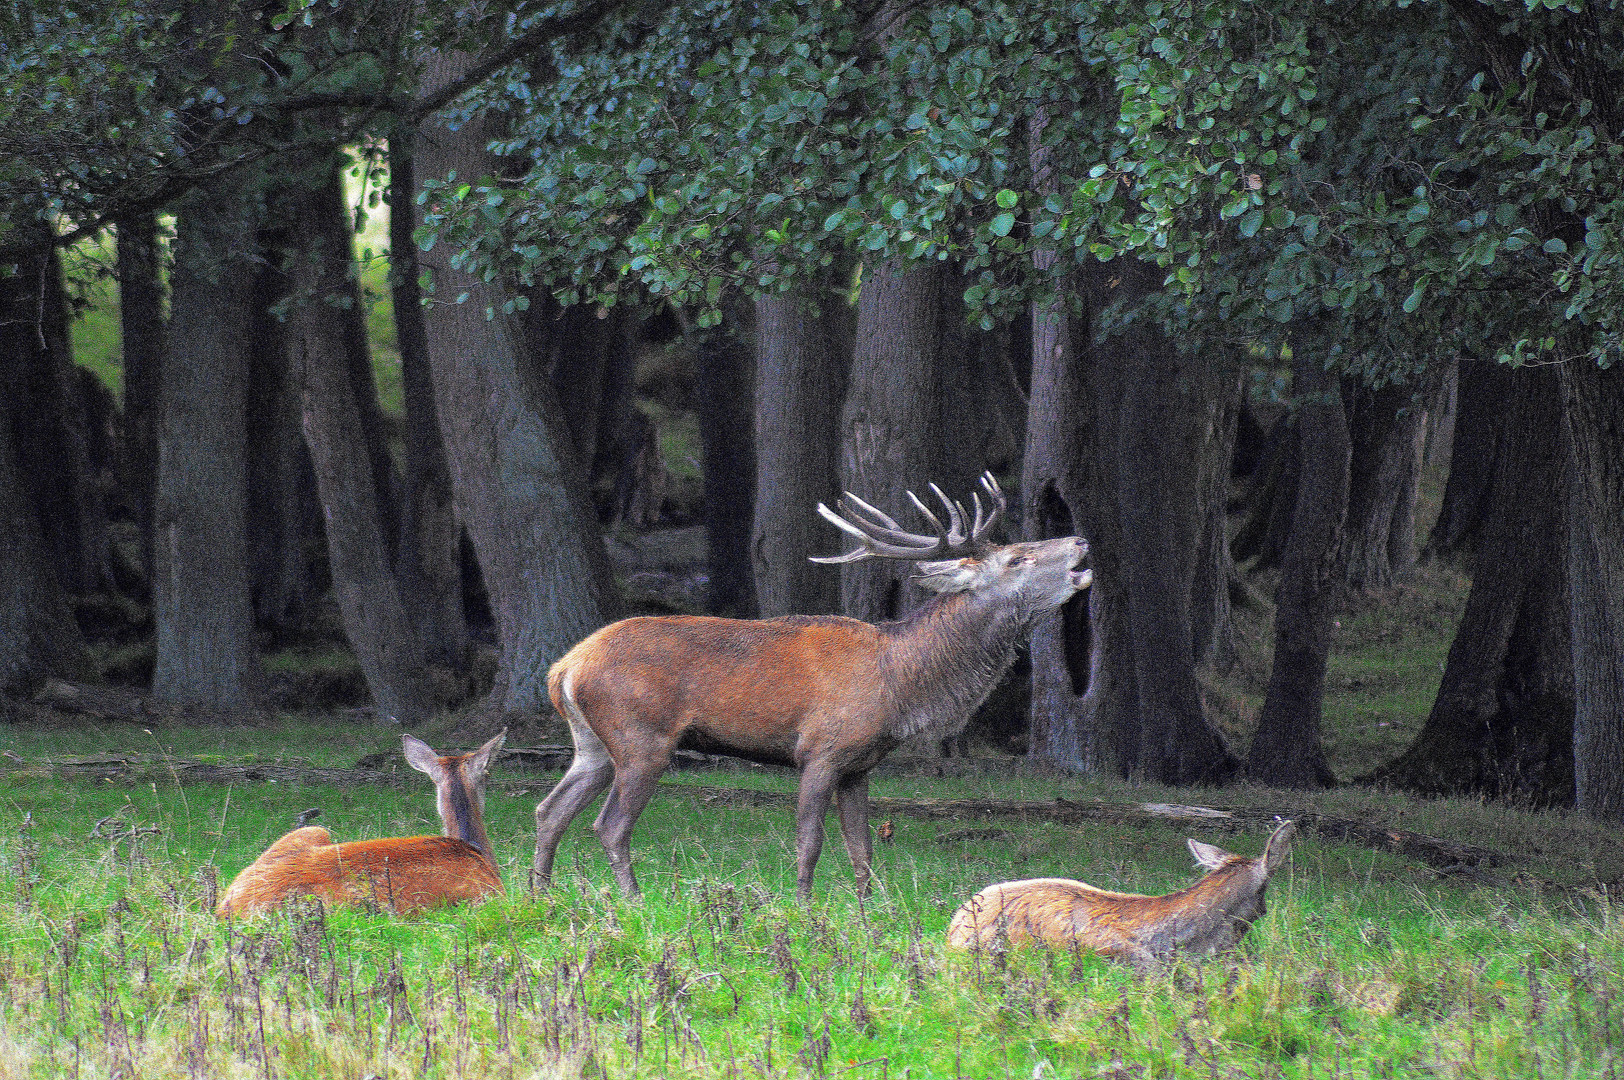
[877,587,1035,741]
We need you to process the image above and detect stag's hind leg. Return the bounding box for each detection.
[591,742,673,898]
[532,715,615,889]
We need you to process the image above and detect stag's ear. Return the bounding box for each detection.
[912,557,980,594]
[467,729,507,775]
[402,734,443,778]
[1188,838,1234,870]
[1262,820,1297,874]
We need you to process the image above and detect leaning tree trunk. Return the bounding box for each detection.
[1370,363,1573,805]
[284,167,437,726]
[752,278,851,617]
[1229,412,1300,571]
[694,303,758,617]
[1086,259,1238,785]
[152,190,262,708]
[387,134,470,671]
[1559,359,1624,820]
[116,212,165,589]
[1246,353,1348,789]
[414,48,615,713]
[839,260,950,623]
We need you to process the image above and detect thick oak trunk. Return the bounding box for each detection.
[1371,364,1573,805]
[152,192,262,707]
[1246,355,1348,788]
[285,167,437,725]
[1423,358,1504,564]
[414,49,615,712]
[752,280,850,617]
[840,260,949,623]
[1559,360,1624,820]
[1340,378,1425,591]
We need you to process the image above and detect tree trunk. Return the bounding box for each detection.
[413,49,615,712]
[6,230,109,598]
[1022,109,1093,768]
[1084,260,1238,785]
[1559,359,1624,820]
[752,280,850,617]
[0,253,93,692]
[387,135,470,670]
[245,236,321,636]
[695,305,758,617]
[1246,354,1348,789]
[116,212,165,590]
[840,260,948,622]
[152,191,262,707]
[1190,368,1242,673]
[1370,364,1573,805]
[285,167,437,726]
[1423,358,1500,563]
[1230,412,1300,570]
[1341,377,1426,590]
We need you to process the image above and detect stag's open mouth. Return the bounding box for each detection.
[1070,568,1094,590]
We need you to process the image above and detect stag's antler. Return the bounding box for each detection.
[810,472,1006,564]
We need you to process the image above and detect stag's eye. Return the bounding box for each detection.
[1014,555,1035,566]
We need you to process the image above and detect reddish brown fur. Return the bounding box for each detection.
[946,822,1296,966]
[216,733,506,918]
[531,488,1091,902]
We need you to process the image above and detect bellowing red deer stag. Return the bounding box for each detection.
[217,732,506,917]
[533,474,1091,901]
[946,821,1296,967]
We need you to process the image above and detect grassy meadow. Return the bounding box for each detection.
[2,712,1622,1079]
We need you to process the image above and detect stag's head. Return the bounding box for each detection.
[811,473,1091,617]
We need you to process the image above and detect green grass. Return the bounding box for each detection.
[2,741,1622,1078]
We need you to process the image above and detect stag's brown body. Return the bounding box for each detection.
[217,732,506,918]
[532,475,1092,901]
[947,822,1296,967]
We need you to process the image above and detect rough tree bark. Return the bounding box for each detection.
[1559,359,1624,820]
[387,135,470,670]
[1079,260,1238,784]
[839,260,950,622]
[694,305,758,617]
[1246,354,1348,789]
[152,190,262,707]
[1340,377,1427,591]
[1371,363,1573,805]
[1423,358,1499,563]
[1022,109,1092,768]
[284,165,437,725]
[6,229,109,598]
[413,48,615,712]
[116,212,165,588]
[751,278,850,617]
[0,254,93,692]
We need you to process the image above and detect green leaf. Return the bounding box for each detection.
[1238,209,1263,238]
[990,211,1016,237]
[995,188,1018,209]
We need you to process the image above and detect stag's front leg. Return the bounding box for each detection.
[794,763,838,902]
[835,772,874,899]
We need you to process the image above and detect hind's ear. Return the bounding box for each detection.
[468,729,507,774]
[1188,838,1233,870]
[1263,820,1297,874]
[402,734,442,778]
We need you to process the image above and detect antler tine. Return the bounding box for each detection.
[969,471,1006,545]
[843,492,943,547]
[924,483,970,545]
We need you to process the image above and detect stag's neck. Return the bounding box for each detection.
[878,589,1035,742]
